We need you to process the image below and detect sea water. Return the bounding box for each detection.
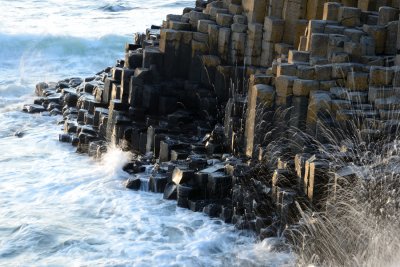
[0,1,294,266]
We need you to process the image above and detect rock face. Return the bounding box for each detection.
[25,0,400,240]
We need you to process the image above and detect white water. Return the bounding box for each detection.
[0,1,294,266]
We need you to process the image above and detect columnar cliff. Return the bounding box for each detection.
[25,0,400,241]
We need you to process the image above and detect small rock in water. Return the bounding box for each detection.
[149,174,168,193]
[33,98,44,105]
[203,203,222,218]
[49,108,62,116]
[22,104,45,113]
[71,136,79,147]
[123,162,146,174]
[125,177,141,190]
[47,102,61,111]
[14,131,24,138]
[163,182,177,200]
[59,134,71,143]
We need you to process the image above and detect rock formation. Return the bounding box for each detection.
[24,0,400,240]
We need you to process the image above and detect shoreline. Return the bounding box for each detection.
[23,0,400,264]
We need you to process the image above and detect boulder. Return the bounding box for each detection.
[22,104,45,113]
[126,177,141,190]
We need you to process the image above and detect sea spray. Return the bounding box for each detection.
[98,145,132,177]
[279,112,400,266]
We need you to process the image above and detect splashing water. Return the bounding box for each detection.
[285,121,400,267]
[0,114,296,266]
[253,103,400,266]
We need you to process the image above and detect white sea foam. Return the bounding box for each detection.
[0,116,295,266]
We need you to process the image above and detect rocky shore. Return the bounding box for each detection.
[24,0,400,246]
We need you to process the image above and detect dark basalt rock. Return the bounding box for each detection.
[22,104,45,113]
[33,98,45,106]
[203,203,222,218]
[57,82,69,89]
[71,136,79,147]
[42,89,57,97]
[83,82,96,94]
[123,162,146,174]
[64,92,79,107]
[45,93,63,105]
[78,125,98,136]
[69,77,83,88]
[189,199,210,212]
[88,141,107,158]
[194,172,209,189]
[207,172,232,199]
[188,157,208,171]
[177,184,193,208]
[14,131,24,138]
[59,134,71,143]
[220,206,233,223]
[126,177,141,190]
[84,76,96,82]
[50,108,62,116]
[170,149,189,161]
[47,102,61,111]
[64,120,78,134]
[172,167,195,185]
[78,109,87,123]
[163,182,177,200]
[149,174,169,193]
